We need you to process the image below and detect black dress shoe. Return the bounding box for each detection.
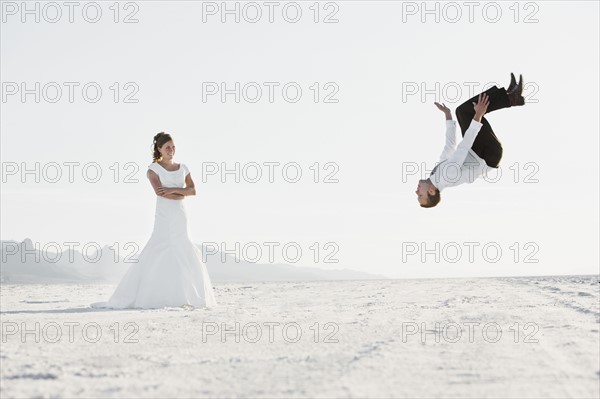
[507,72,517,93]
[508,74,525,106]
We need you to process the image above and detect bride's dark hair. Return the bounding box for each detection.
[152,132,173,162]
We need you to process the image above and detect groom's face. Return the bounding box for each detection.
[416,180,429,205]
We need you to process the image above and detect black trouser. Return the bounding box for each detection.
[455,85,511,168]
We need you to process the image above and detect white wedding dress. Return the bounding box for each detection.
[91,162,217,309]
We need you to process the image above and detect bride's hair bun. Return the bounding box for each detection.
[152,131,173,162]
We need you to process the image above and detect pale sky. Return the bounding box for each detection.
[1,0,598,279]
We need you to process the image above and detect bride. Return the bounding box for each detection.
[91,132,217,309]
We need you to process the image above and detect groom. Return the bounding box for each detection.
[416,73,526,208]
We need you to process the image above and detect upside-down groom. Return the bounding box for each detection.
[416,73,526,208]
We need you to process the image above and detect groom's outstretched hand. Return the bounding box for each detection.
[472,93,490,122]
[434,102,452,120]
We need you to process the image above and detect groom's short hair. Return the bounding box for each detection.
[420,189,441,208]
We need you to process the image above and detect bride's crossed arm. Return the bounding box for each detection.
[147,170,189,200]
[166,174,196,198]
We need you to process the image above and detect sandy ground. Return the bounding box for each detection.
[1,276,599,398]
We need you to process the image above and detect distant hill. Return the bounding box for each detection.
[203,248,386,283]
[0,238,386,284]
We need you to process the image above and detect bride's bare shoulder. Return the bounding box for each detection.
[147,163,160,177]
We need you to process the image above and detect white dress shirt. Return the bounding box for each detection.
[430,119,487,191]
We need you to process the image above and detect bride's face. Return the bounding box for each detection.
[159,140,176,159]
